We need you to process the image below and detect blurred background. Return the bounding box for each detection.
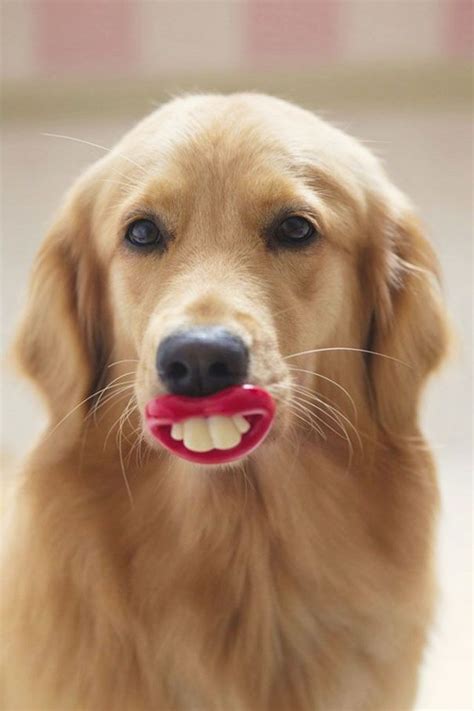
[1,1,472,708]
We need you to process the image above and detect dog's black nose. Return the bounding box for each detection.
[156,327,249,397]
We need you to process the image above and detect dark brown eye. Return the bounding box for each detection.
[275,216,316,245]
[125,219,161,248]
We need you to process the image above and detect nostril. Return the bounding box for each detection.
[156,326,249,397]
[208,361,231,379]
[167,361,189,381]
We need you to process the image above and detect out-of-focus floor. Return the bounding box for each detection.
[1,106,472,710]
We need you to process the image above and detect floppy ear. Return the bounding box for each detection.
[14,182,108,425]
[366,199,449,435]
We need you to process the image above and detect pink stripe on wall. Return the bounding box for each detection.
[34,0,138,75]
[245,0,340,67]
[444,0,473,57]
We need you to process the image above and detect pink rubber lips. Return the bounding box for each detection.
[145,385,275,464]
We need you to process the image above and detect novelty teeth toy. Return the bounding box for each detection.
[145,385,275,464]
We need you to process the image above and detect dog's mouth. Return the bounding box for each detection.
[145,385,275,464]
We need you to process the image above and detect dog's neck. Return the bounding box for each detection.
[33,399,369,546]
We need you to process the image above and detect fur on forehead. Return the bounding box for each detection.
[107,94,386,193]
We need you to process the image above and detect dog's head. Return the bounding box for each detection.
[15,94,448,465]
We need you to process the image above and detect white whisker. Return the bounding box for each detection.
[291,385,362,451]
[92,384,136,424]
[103,392,137,449]
[284,346,409,367]
[290,393,356,464]
[41,133,149,175]
[278,396,327,439]
[45,375,134,438]
[277,380,350,419]
[116,395,136,506]
[89,371,136,421]
[106,359,139,369]
[286,366,358,416]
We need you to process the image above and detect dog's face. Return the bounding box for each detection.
[15,94,447,464]
[108,97,370,449]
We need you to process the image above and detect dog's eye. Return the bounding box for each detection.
[125,219,161,248]
[275,216,316,245]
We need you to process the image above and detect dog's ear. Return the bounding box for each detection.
[14,178,108,425]
[365,196,449,435]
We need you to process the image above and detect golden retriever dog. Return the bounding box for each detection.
[1,94,448,711]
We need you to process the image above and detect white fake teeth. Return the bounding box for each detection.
[208,416,241,450]
[170,423,183,441]
[170,415,251,452]
[233,415,251,434]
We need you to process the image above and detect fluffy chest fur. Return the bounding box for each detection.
[2,438,437,711]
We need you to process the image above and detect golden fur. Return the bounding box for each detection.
[1,94,449,710]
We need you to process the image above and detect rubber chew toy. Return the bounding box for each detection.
[145,385,275,464]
